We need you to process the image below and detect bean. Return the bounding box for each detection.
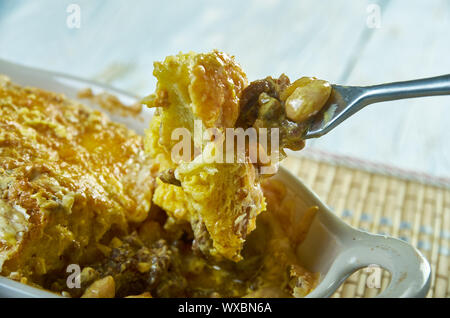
[81,276,115,298]
[284,78,331,123]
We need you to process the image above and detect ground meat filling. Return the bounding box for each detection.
[93,234,187,298]
[236,74,310,155]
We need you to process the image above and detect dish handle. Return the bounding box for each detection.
[307,231,432,298]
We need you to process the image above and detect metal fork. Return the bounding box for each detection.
[304,74,450,139]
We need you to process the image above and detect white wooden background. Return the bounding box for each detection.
[0,0,449,180]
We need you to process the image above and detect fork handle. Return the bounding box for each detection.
[363,74,450,103]
[305,74,450,139]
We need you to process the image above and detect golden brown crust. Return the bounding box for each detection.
[0,76,155,281]
[189,50,247,128]
[146,50,247,129]
[144,51,265,261]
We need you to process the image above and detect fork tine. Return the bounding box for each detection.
[304,85,366,139]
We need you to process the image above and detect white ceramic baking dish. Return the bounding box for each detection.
[0,59,431,298]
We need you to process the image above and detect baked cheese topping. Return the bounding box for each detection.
[0,75,155,280]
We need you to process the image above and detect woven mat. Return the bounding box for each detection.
[281,154,450,298]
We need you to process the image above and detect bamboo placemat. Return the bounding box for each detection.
[281,154,450,298]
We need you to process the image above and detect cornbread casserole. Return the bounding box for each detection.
[0,50,331,297]
[144,51,266,261]
[144,51,330,262]
[0,75,155,287]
